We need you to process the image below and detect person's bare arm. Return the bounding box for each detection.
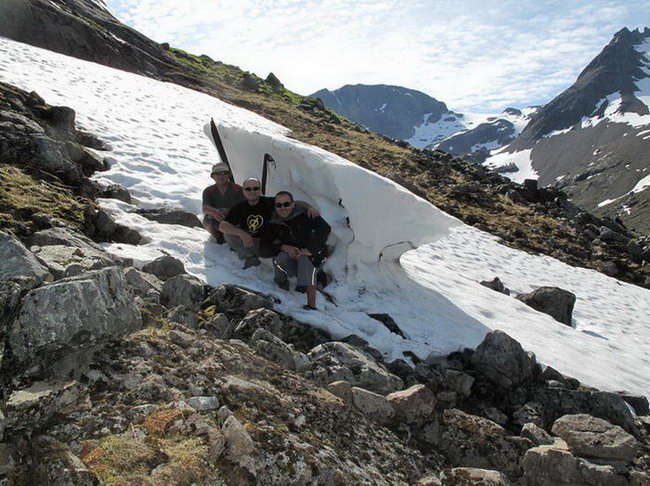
[203,205,226,220]
[219,220,254,247]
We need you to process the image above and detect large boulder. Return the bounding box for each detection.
[551,414,640,462]
[160,274,205,311]
[516,287,576,325]
[439,409,533,479]
[204,284,274,316]
[471,330,537,388]
[522,440,628,486]
[0,230,50,291]
[250,328,303,371]
[142,255,185,281]
[386,384,436,423]
[30,436,100,485]
[8,267,142,367]
[134,208,202,228]
[30,244,115,280]
[439,468,512,485]
[306,342,403,395]
[351,387,395,422]
[30,227,104,251]
[231,308,284,342]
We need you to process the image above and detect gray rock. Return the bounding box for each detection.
[479,277,511,296]
[445,370,475,398]
[533,388,640,437]
[123,267,163,297]
[482,407,509,426]
[0,443,15,477]
[551,414,640,462]
[471,330,537,388]
[415,475,442,486]
[222,415,254,457]
[0,409,5,441]
[207,313,234,339]
[4,381,90,437]
[160,274,205,311]
[168,329,195,348]
[439,409,533,479]
[187,396,220,412]
[386,384,436,423]
[30,227,103,251]
[327,380,353,404]
[30,435,100,485]
[31,244,116,280]
[351,387,395,422]
[134,207,202,228]
[204,284,274,315]
[516,286,576,325]
[513,402,545,428]
[101,183,132,204]
[619,393,649,416]
[439,467,512,485]
[522,441,627,486]
[93,209,117,238]
[142,255,186,281]
[233,308,284,342]
[0,280,21,331]
[166,305,198,328]
[250,328,298,370]
[8,267,142,367]
[0,230,50,290]
[306,342,404,395]
[521,423,554,446]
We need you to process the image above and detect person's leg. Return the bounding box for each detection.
[295,255,318,309]
[273,252,296,290]
[224,233,255,259]
[203,217,224,243]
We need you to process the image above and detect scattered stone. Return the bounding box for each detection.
[439,467,512,485]
[134,207,202,228]
[232,308,283,341]
[8,267,142,368]
[101,183,131,203]
[471,330,537,388]
[479,277,511,296]
[482,407,508,426]
[551,414,640,462]
[0,230,50,291]
[415,475,442,486]
[351,387,395,422]
[521,423,554,446]
[386,384,436,423]
[160,274,205,311]
[31,244,115,279]
[513,402,545,428]
[250,328,298,370]
[187,396,220,412]
[142,255,185,281]
[30,436,100,485]
[204,284,274,315]
[516,286,576,325]
[0,443,15,477]
[367,313,407,338]
[306,342,404,395]
[166,305,198,328]
[445,370,475,398]
[123,267,163,297]
[222,415,255,457]
[168,329,195,348]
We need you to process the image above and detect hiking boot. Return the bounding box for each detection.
[243,256,260,269]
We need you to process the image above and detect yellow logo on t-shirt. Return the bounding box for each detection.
[247,214,263,233]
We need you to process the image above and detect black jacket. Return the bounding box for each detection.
[260,208,331,266]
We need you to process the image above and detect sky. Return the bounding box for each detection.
[102,0,650,114]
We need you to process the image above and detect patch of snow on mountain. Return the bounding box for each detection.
[484,149,537,183]
[405,112,466,148]
[1,38,649,396]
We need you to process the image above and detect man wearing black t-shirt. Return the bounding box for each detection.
[219,178,319,269]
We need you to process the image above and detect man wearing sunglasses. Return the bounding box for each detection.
[260,191,331,310]
[202,163,244,244]
[219,178,320,269]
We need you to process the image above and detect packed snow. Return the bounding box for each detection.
[1,37,649,397]
[405,112,466,149]
[484,148,538,183]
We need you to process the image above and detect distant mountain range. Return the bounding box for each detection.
[311,28,650,233]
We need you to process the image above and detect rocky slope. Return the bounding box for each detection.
[490,27,650,233]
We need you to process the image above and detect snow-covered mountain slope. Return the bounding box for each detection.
[433,107,539,160]
[486,28,650,233]
[2,38,649,397]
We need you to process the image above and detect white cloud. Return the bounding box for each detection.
[105,0,650,113]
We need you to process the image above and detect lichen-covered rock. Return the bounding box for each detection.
[440,467,512,485]
[123,267,163,297]
[250,328,298,370]
[445,370,475,398]
[31,244,115,279]
[232,308,284,341]
[160,274,204,310]
[8,267,142,367]
[521,423,554,446]
[551,414,640,462]
[222,415,255,457]
[351,387,395,422]
[306,341,404,394]
[439,409,533,479]
[142,255,185,281]
[327,380,353,404]
[204,284,273,315]
[471,330,537,389]
[166,304,198,328]
[30,436,100,486]
[522,441,628,486]
[387,384,436,423]
[0,230,49,291]
[513,402,545,428]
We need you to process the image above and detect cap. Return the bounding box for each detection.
[211,163,230,175]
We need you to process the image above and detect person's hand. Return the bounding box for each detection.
[212,209,225,220]
[281,244,301,258]
[240,231,254,248]
[307,207,320,218]
[299,248,312,256]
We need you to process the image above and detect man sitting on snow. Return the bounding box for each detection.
[260,191,331,310]
[219,178,320,269]
[202,163,244,244]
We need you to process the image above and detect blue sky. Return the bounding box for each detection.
[104,0,649,113]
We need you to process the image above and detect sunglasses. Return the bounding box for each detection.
[275,201,293,208]
[244,186,260,191]
[213,171,230,176]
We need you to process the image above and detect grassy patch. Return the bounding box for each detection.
[0,165,85,236]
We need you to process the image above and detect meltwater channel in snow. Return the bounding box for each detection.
[1,37,649,396]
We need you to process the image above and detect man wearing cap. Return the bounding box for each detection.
[219,178,320,269]
[202,163,244,244]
